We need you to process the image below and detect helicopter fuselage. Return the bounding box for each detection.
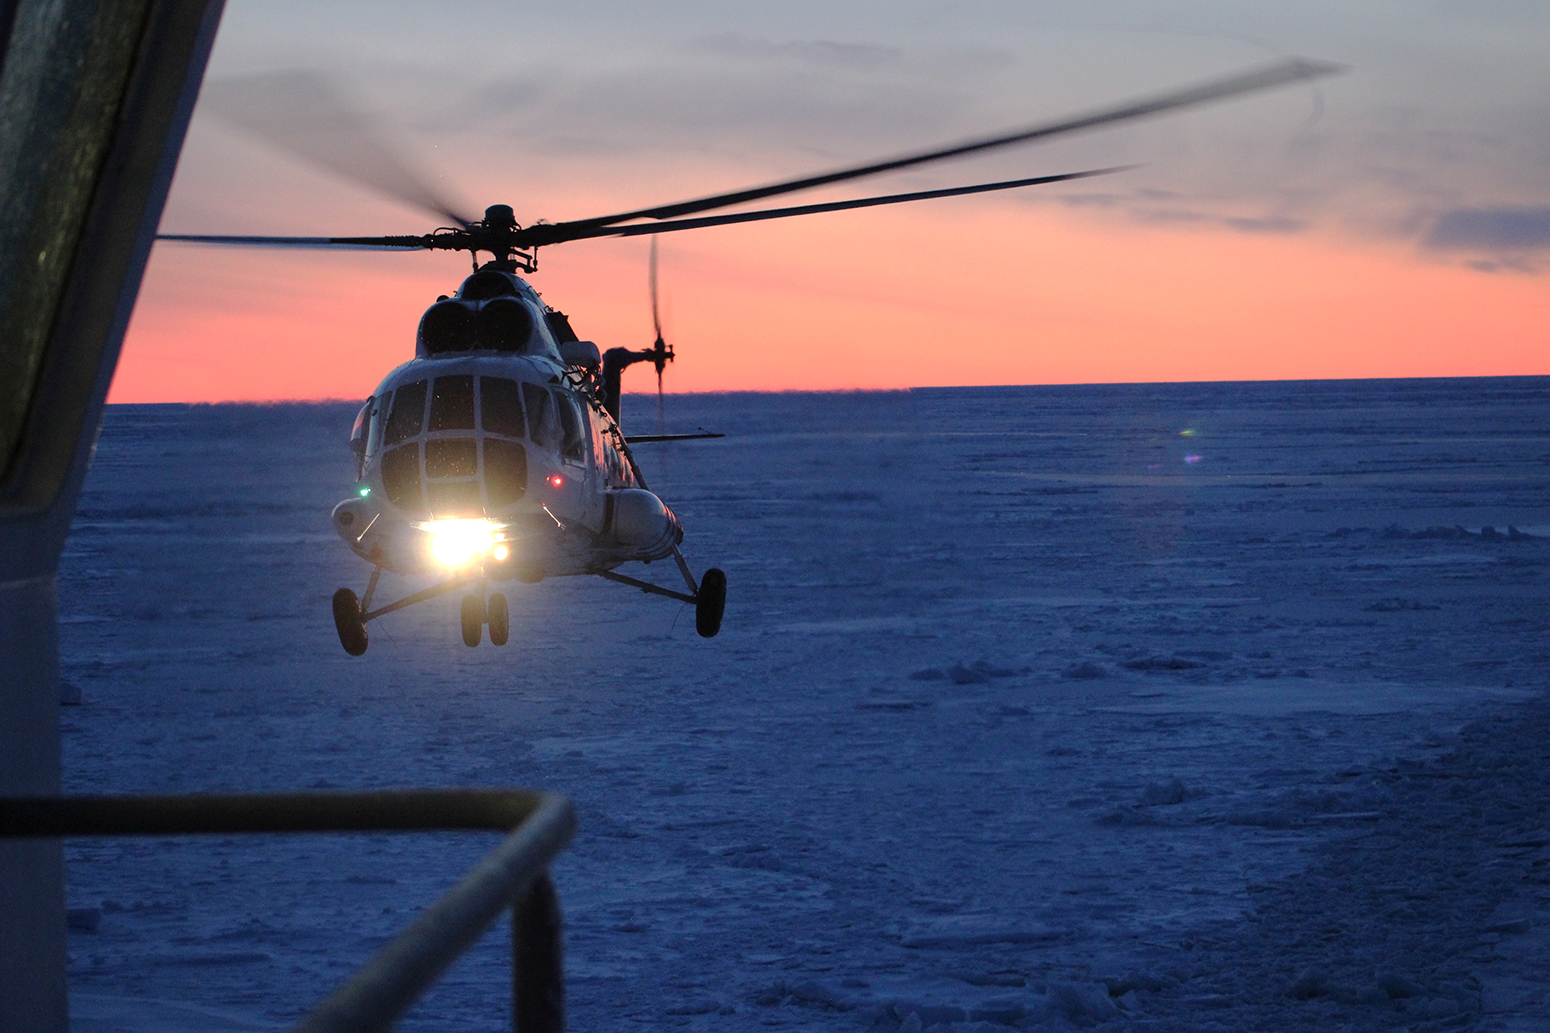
[328,268,682,586]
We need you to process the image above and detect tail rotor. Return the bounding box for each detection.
[648,236,674,432]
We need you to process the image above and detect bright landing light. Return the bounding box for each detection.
[420,518,498,567]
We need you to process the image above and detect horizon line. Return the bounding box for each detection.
[106,371,1550,406]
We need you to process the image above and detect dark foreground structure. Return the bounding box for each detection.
[0,3,226,1027]
[0,5,577,1031]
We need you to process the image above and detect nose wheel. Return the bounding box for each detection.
[332,587,369,656]
[460,594,485,646]
[488,593,510,645]
[461,592,509,647]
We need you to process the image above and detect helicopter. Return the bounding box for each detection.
[158,58,1338,656]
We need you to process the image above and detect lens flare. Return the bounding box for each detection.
[493,544,509,561]
[419,519,497,567]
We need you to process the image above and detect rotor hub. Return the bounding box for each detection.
[483,204,516,229]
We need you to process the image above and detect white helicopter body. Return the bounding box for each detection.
[323,266,719,654]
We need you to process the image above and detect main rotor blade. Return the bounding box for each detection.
[202,72,477,227]
[156,233,428,251]
[522,167,1128,245]
[546,58,1340,233]
[161,167,1127,253]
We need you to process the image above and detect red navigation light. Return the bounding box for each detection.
[548,474,563,488]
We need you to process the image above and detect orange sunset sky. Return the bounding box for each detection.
[112,2,1550,403]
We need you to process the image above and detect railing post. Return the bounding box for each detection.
[512,872,564,1033]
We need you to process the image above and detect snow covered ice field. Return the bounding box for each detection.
[56,377,1550,1032]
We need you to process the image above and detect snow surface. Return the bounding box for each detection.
[57,377,1550,1031]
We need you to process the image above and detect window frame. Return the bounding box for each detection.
[477,375,528,440]
[383,380,428,446]
[428,374,477,433]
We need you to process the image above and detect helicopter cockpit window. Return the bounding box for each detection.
[522,383,553,447]
[483,438,528,508]
[368,390,392,454]
[555,392,586,465]
[424,438,477,478]
[350,397,371,449]
[426,480,484,518]
[429,376,476,431]
[349,397,373,477]
[381,443,423,511]
[479,377,525,438]
[383,380,427,446]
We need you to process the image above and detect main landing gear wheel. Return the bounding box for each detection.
[696,568,726,639]
[461,594,485,647]
[487,593,509,646]
[332,587,368,656]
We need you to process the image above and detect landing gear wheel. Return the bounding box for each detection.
[332,587,369,656]
[695,568,726,639]
[487,593,509,646]
[461,594,485,647]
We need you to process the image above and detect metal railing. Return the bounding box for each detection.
[0,789,576,1032]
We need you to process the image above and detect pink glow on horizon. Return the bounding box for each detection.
[111,204,1550,404]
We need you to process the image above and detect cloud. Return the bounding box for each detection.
[1224,215,1308,234]
[454,62,975,166]
[1425,207,1550,250]
[194,6,1550,272]
[690,33,902,69]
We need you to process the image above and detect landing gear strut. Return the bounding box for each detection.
[332,552,720,656]
[331,567,474,656]
[592,545,727,638]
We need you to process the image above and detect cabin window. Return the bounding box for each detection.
[483,438,528,507]
[425,438,477,478]
[429,375,476,431]
[555,392,586,464]
[480,377,525,438]
[427,480,484,518]
[381,443,423,509]
[383,381,427,445]
[522,383,553,446]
